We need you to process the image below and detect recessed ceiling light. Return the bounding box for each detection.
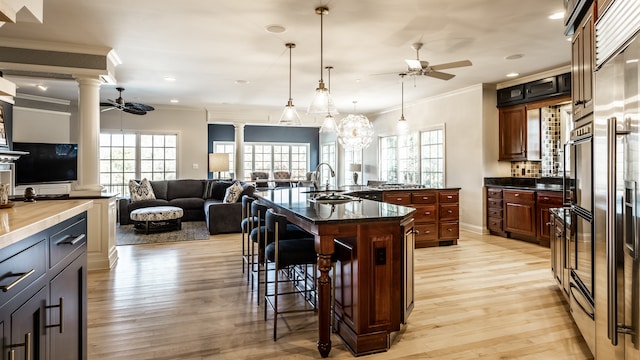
[36,84,48,91]
[164,76,176,82]
[548,11,564,20]
[235,80,250,85]
[506,72,519,78]
[170,99,179,103]
[265,24,286,34]
[505,54,524,60]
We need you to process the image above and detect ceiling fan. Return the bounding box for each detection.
[100,87,155,115]
[404,42,472,80]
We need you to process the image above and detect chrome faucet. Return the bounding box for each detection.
[313,162,335,190]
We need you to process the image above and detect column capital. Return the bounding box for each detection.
[233,122,246,130]
[73,76,103,87]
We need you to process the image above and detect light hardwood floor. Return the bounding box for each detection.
[87,230,593,359]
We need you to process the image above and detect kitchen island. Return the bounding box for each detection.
[255,187,415,357]
[0,199,93,360]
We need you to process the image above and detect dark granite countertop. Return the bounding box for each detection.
[254,187,415,225]
[484,177,564,191]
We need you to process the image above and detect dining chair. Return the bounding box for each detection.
[273,171,292,188]
[251,171,270,189]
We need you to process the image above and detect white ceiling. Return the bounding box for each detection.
[0,0,570,116]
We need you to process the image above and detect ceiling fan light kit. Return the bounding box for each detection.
[279,43,302,125]
[308,6,338,116]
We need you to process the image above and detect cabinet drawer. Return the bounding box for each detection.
[413,205,437,222]
[488,217,503,232]
[536,191,564,206]
[411,191,437,204]
[504,190,535,202]
[383,192,412,205]
[487,188,503,199]
[0,239,47,305]
[415,224,438,241]
[488,199,503,209]
[439,222,459,240]
[488,208,502,218]
[439,191,459,203]
[50,215,87,268]
[439,204,459,221]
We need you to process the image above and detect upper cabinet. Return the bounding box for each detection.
[497,73,571,107]
[499,105,540,161]
[571,3,595,121]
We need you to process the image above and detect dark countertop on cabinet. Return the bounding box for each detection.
[484,177,564,191]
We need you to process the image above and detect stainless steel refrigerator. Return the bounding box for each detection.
[594,1,640,358]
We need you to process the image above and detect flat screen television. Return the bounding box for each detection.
[13,142,78,185]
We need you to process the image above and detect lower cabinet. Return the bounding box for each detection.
[536,191,564,247]
[0,212,87,360]
[504,189,537,238]
[401,219,415,324]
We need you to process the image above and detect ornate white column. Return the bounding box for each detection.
[234,123,245,180]
[71,76,103,195]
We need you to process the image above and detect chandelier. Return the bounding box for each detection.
[337,101,374,150]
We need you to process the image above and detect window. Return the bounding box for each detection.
[344,147,362,186]
[321,142,337,186]
[242,142,309,180]
[421,127,445,188]
[379,126,444,186]
[212,141,235,178]
[100,132,177,196]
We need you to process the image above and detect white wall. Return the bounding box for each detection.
[368,83,510,234]
[14,107,71,143]
[99,106,209,179]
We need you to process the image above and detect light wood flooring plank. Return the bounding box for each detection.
[87,230,593,359]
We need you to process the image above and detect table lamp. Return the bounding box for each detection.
[349,163,362,185]
[209,153,229,179]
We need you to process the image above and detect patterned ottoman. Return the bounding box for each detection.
[130,206,184,234]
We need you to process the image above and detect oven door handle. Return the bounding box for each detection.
[569,282,594,320]
[607,116,621,345]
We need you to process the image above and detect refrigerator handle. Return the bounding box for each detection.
[607,116,619,346]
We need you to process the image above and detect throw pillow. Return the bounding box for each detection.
[129,178,156,202]
[223,181,244,203]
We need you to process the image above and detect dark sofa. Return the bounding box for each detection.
[118,179,254,235]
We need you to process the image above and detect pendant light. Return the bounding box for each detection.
[308,7,338,115]
[337,101,374,150]
[320,66,337,133]
[279,43,301,125]
[397,73,409,134]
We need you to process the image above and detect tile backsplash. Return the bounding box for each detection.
[541,105,563,177]
[511,161,542,178]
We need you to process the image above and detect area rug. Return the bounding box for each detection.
[117,221,211,246]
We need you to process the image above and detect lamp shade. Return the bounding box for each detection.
[349,163,362,172]
[209,153,229,173]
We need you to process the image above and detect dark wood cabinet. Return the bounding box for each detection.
[504,189,536,239]
[383,189,459,248]
[0,212,87,360]
[497,85,525,106]
[536,191,564,247]
[571,2,595,121]
[498,105,527,161]
[401,220,415,324]
[524,77,558,100]
[486,188,505,236]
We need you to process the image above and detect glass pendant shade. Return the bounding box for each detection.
[280,100,301,125]
[279,43,301,125]
[320,113,337,133]
[337,113,374,150]
[397,114,409,134]
[308,82,338,115]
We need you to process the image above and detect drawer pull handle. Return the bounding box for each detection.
[46,297,64,334]
[422,197,429,200]
[543,197,549,200]
[1,269,35,292]
[447,195,453,199]
[448,210,453,213]
[412,230,420,235]
[425,211,431,215]
[396,198,402,201]
[7,332,30,360]
[57,234,86,246]
[515,193,520,197]
[425,230,431,234]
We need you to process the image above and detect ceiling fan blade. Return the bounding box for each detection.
[125,102,155,112]
[100,100,119,107]
[100,107,116,112]
[425,71,456,80]
[123,107,147,115]
[430,60,472,71]
[405,59,422,70]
